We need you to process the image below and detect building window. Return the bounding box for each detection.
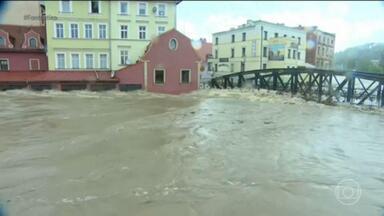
[331,39,334,45]
[317,46,320,54]
[157,3,166,16]
[231,34,235,43]
[215,37,218,45]
[84,24,93,39]
[297,52,301,60]
[90,0,100,14]
[55,23,64,38]
[319,36,321,42]
[242,47,246,57]
[120,25,128,39]
[99,54,108,69]
[60,0,72,13]
[29,37,37,48]
[231,48,234,58]
[298,37,301,45]
[120,50,129,65]
[322,47,325,56]
[71,53,80,69]
[215,49,218,59]
[154,69,165,84]
[264,31,268,40]
[241,62,245,72]
[29,59,40,71]
[99,24,107,39]
[0,59,9,71]
[293,50,296,59]
[288,49,291,58]
[214,64,217,72]
[274,32,278,38]
[56,53,65,69]
[169,38,178,50]
[120,1,128,14]
[139,26,146,40]
[157,26,166,35]
[252,40,256,57]
[242,32,246,41]
[70,23,78,38]
[180,69,190,84]
[230,63,234,72]
[0,36,4,47]
[263,63,267,69]
[85,54,94,69]
[138,2,147,16]
[263,47,267,57]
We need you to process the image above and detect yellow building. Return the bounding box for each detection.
[44,0,180,71]
[210,20,307,75]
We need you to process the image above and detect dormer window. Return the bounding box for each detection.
[0,36,4,47]
[29,37,37,48]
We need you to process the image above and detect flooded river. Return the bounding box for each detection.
[0,89,383,216]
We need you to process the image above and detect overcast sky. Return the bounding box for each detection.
[177,1,384,52]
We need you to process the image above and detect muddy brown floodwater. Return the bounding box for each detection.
[0,89,384,216]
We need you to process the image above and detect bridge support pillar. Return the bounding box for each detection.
[346,74,355,103]
[318,74,324,102]
[254,73,259,89]
[273,71,278,90]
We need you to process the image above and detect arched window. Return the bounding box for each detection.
[29,37,37,48]
[0,36,5,47]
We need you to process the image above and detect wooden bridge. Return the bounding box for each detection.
[210,68,384,107]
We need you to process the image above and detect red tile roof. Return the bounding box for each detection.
[195,40,212,62]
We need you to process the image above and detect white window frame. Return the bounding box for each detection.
[137,2,148,16]
[29,58,40,70]
[169,38,178,50]
[120,25,128,39]
[54,22,65,38]
[138,25,147,40]
[70,52,80,69]
[69,22,79,39]
[119,1,129,15]
[156,3,166,17]
[157,25,166,36]
[99,53,109,69]
[0,58,10,71]
[180,69,191,84]
[28,37,38,48]
[84,23,93,39]
[98,23,108,39]
[84,53,94,69]
[59,0,72,13]
[55,52,66,69]
[120,49,129,65]
[89,0,101,14]
[153,68,166,85]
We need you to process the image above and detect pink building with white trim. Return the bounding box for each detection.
[117,29,201,94]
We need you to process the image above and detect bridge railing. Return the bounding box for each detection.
[210,68,384,107]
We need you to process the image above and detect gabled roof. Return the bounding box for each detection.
[140,28,201,62]
[0,24,46,51]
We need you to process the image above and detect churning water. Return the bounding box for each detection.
[0,89,383,216]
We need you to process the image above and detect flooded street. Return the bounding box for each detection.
[0,89,384,216]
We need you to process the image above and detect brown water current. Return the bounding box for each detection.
[0,89,383,216]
